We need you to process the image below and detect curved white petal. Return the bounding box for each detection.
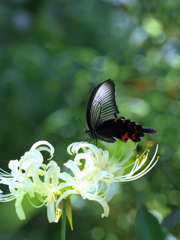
[30,141,54,160]
[47,198,57,223]
[15,195,26,220]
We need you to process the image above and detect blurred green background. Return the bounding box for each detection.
[0,0,180,239]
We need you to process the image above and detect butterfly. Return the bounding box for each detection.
[85,79,157,143]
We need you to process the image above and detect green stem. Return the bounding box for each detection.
[60,199,66,240]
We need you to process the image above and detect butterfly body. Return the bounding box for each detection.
[86,80,157,143]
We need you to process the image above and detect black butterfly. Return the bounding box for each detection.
[85,79,157,143]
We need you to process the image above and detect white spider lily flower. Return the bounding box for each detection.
[55,142,116,217]
[67,142,159,183]
[0,140,159,222]
[57,162,111,218]
[56,142,159,217]
[0,141,61,223]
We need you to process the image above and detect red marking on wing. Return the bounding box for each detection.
[121,132,133,142]
[114,119,119,122]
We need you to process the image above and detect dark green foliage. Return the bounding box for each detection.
[135,203,167,240]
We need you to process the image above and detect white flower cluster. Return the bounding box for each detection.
[0,141,158,223]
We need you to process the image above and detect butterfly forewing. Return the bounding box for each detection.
[86,80,119,131]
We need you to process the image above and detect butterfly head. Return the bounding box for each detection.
[85,129,97,140]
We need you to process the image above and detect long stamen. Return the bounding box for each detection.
[117,145,159,181]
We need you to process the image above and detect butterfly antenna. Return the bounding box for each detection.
[73,117,87,130]
[79,118,87,130]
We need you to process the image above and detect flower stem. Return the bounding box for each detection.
[60,199,66,240]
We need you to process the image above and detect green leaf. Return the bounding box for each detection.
[134,203,167,240]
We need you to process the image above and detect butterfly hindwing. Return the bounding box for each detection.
[96,118,156,143]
